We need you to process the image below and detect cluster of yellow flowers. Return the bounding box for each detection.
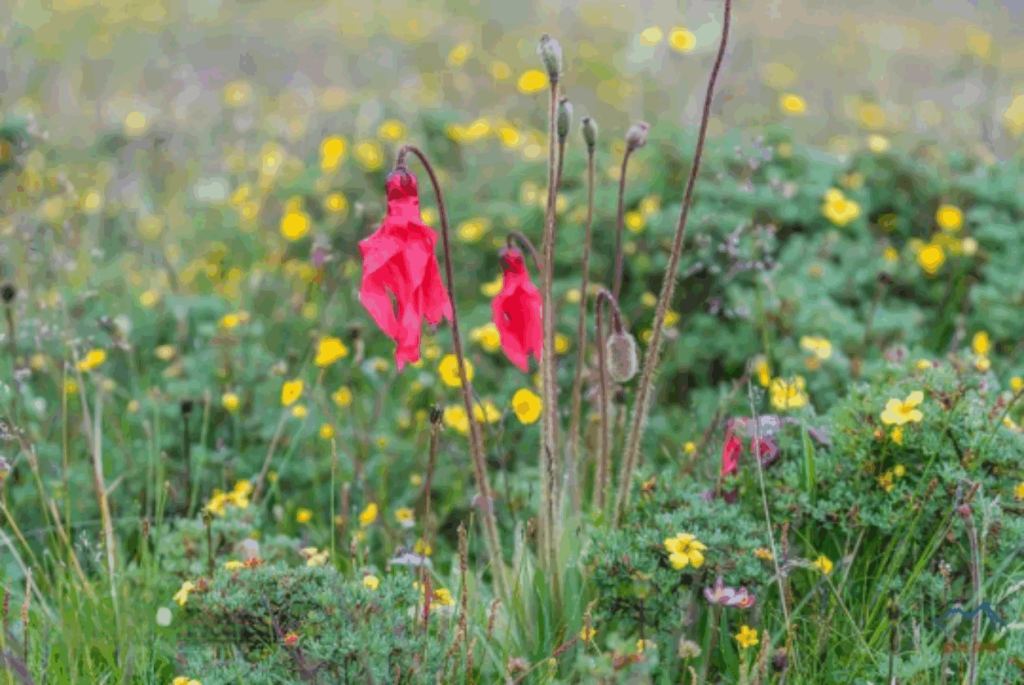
[205,479,253,516]
[877,464,907,493]
[769,375,808,411]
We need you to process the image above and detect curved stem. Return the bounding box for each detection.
[611,147,635,302]
[539,79,560,578]
[394,145,511,602]
[613,0,733,527]
[566,147,596,515]
[506,232,544,277]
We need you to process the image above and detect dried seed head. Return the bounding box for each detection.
[0,284,15,304]
[606,330,639,383]
[537,34,563,82]
[429,405,443,426]
[580,116,598,151]
[625,121,650,150]
[557,98,573,142]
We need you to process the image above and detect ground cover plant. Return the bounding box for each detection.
[2,1,1024,683]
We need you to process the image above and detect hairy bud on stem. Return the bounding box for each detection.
[580,116,598,151]
[557,98,573,142]
[538,34,563,83]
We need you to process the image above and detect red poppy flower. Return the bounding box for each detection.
[491,247,543,372]
[359,171,452,370]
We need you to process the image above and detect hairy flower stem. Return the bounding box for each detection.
[593,289,625,514]
[394,145,511,603]
[611,147,635,302]
[613,0,732,527]
[539,77,560,579]
[566,146,596,515]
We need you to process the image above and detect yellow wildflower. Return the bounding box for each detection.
[972,331,990,356]
[890,426,904,445]
[173,581,195,606]
[319,423,335,440]
[936,204,963,231]
[734,625,758,649]
[517,70,548,94]
[800,336,833,360]
[512,389,542,424]
[470,323,502,353]
[917,244,945,275]
[355,141,383,171]
[443,405,469,435]
[296,509,312,524]
[281,379,303,407]
[664,533,707,570]
[812,555,833,574]
[438,355,473,388]
[770,376,808,410]
[780,93,807,115]
[362,575,380,590]
[881,391,924,425]
[377,119,406,141]
[315,337,349,366]
[580,625,597,643]
[668,27,696,52]
[333,386,353,407]
[224,561,244,571]
[473,400,501,424]
[359,503,378,527]
[77,349,106,372]
[280,211,311,242]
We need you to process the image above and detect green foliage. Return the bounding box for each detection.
[173,563,449,685]
[580,360,1024,683]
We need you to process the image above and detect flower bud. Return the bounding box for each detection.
[557,97,573,142]
[625,121,650,150]
[580,116,598,151]
[537,34,563,83]
[606,330,639,383]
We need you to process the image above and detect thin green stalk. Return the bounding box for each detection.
[613,0,733,527]
[539,70,560,580]
[395,144,510,604]
[592,289,624,514]
[566,143,596,516]
[611,147,634,302]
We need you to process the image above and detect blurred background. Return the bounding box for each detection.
[3,0,1024,162]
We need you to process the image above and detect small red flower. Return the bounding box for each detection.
[491,247,543,372]
[359,171,453,370]
[721,426,742,478]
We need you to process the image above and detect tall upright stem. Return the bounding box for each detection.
[592,289,624,514]
[613,0,733,526]
[539,79,560,577]
[611,148,634,302]
[395,145,511,602]
[566,147,596,515]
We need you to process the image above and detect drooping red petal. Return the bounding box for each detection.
[358,171,453,370]
[492,249,542,372]
[721,429,741,478]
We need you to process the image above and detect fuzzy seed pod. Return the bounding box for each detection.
[557,98,573,142]
[606,330,639,383]
[537,34,563,82]
[580,116,598,151]
[625,121,650,150]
